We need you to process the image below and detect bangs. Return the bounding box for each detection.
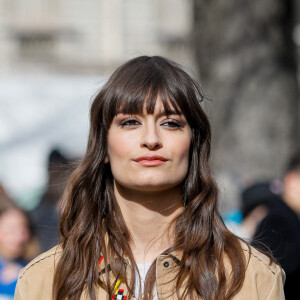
[102,56,201,128]
[115,87,182,116]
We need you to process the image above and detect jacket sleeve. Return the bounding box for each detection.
[14,275,26,300]
[266,268,286,300]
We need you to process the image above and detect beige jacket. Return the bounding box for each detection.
[15,243,285,299]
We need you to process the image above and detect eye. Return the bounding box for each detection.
[161,119,183,129]
[120,118,141,127]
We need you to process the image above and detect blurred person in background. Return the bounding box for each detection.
[32,149,72,252]
[0,186,14,212]
[0,204,30,299]
[240,150,300,299]
[240,181,282,241]
[278,150,300,298]
[282,150,300,218]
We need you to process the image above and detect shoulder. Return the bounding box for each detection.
[241,242,280,274]
[234,241,285,299]
[15,245,63,300]
[18,245,62,280]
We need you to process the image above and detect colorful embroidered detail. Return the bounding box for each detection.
[114,277,123,294]
[98,256,126,299]
[98,256,104,264]
[112,288,127,299]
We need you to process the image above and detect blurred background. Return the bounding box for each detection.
[0,0,194,209]
[0,0,300,298]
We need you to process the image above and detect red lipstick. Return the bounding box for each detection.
[134,155,168,167]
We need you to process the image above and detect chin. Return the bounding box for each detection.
[115,175,185,192]
[129,181,181,192]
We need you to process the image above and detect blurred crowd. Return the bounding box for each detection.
[0,148,300,299]
[225,150,300,299]
[0,149,73,300]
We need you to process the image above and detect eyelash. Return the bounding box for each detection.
[120,118,140,127]
[161,120,183,129]
[119,118,183,129]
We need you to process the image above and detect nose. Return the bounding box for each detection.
[140,122,162,150]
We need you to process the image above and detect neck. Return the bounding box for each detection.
[114,182,183,264]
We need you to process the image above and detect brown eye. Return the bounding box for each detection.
[120,118,141,127]
[161,120,183,129]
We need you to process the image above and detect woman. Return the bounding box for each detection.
[15,56,285,300]
[0,206,31,299]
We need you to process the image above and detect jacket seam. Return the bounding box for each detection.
[242,248,276,274]
[19,249,62,279]
[266,268,281,300]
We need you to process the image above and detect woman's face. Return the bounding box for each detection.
[106,100,192,192]
[0,209,30,259]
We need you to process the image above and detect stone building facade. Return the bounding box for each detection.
[0,0,195,74]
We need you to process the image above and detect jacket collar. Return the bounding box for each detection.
[98,248,183,275]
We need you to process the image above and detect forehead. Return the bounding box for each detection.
[0,210,27,226]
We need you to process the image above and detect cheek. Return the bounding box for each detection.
[107,136,121,160]
[167,135,191,167]
[107,133,133,163]
[175,130,191,155]
[180,140,191,171]
[181,137,191,156]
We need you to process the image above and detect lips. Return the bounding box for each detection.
[133,155,168,167]
[134,155,168,162]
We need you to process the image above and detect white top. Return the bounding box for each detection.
[134,263,158,300]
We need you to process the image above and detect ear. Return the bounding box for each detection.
[104,155,109,164]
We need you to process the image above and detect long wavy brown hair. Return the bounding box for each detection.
[53,56,248,300]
